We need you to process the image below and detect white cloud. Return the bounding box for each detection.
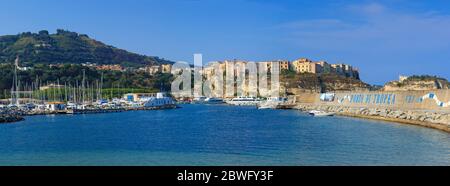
[348,2,386,16]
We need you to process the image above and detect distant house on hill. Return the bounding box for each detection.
[96,64,124,71]
[39,84,65,91]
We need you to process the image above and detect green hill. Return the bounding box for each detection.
[0,29,172,67]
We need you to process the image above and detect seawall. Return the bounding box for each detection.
[293,90,450,132]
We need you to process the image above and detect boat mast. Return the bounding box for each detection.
[82,69,86,104]
[100,72,103,100]
[13,56,20,106]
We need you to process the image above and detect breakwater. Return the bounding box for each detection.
[293,89,450,132]
[0,114,24,123]
[295,104,450,132]
[0,104,180,123]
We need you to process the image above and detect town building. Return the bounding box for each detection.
[140,64,173,75]
[331,64,359,79]
[40,84,65,91]
[315,61,332,74]
[148,65,161,74]
[291,58,359,78]
[331,64,345,75]
[292,58,319,73]
[161,64,172,73]
[399,75,409,82]
[96,64,124,71]
[259,60,290,72]
[123,93,158,102]
[222,60,248,77]
[81,62,96,66]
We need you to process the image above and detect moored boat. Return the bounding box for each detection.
[308,110,335,117]
[226,97,262,106]
[192,96,207,104]
[205,97,224,104]
[142,92,177,109]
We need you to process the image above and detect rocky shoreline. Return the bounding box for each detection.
[0,114,24,124]
[295,104,450,133]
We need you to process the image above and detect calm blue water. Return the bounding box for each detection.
[0,104,449,166]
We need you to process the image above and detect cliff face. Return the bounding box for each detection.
[281,73,371,94]
[383,76,449,91]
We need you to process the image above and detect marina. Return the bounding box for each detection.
[0,57,178,122]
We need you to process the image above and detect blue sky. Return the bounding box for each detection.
[1,0,450,84]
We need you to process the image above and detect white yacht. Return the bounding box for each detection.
[66,102,77,109]
[226,97,262,106]
[142,93,176,108]
[257,97,287,109]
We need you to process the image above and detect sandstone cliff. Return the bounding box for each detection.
[383,75,449,91]
[281,73,371,95]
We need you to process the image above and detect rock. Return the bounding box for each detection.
[399,114,407,119]
[0,114,24,124]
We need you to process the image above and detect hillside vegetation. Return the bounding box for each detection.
[0,29,172,67]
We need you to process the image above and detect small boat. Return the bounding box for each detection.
[205,97,224,104]
[257,97,287,109]
[192,96,207,104]
[308,110,335,117]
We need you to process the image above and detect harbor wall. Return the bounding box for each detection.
[296,89,450,112]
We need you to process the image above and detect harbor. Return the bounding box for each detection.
[1,104,449,166]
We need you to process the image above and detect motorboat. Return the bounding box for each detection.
[192,96,207,104]
[205,97,224,104]
[226,97,262,106]
[308,110,335,117]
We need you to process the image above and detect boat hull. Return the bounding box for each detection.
[309,112,335,117]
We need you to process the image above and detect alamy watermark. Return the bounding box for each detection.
[171,54,280,98]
